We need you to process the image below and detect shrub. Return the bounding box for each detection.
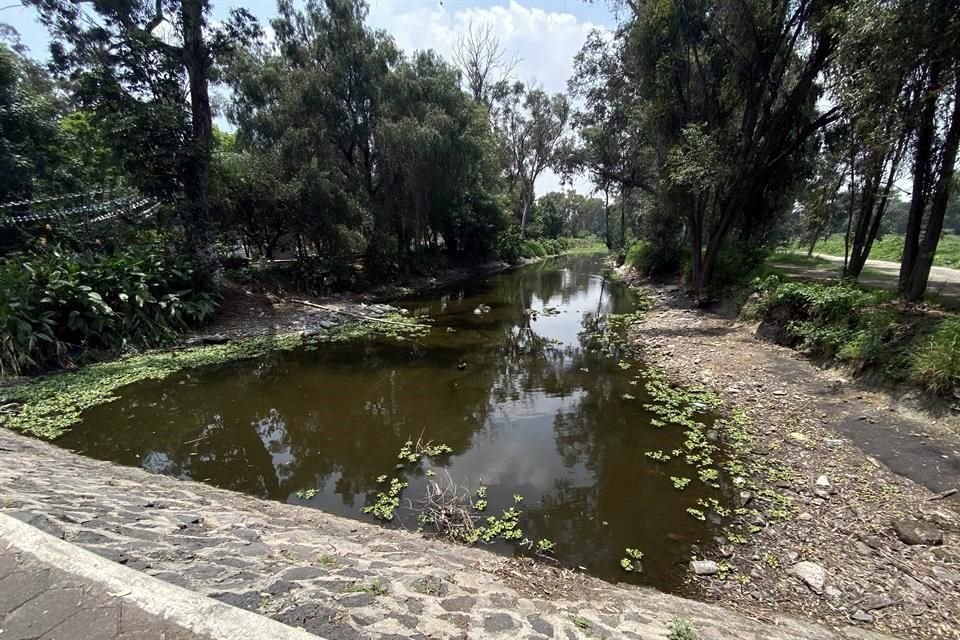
[0,244,217,375]
[911,319,960,394]
[520,240,547,258]
[667,617,698,640]
[495,226,522,264]
[749,276,887,357]
[708,241,770,289]
[625,239,689,277]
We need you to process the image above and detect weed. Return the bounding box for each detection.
[536,538,556,554]
[667,617,698,640]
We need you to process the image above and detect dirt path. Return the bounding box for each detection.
[622,274,960,639]
[769,254,960,308]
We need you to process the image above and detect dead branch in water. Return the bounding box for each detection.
[410,472,482,541]
[290,299,431,328]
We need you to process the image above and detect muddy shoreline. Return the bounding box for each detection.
[618,267,960,640]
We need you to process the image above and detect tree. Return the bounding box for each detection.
[894,0,960,300]
[0,42,64,203]
[28,0,259,280]
[221,0,507,275]
[451,20,518,108]
[567,30,654,250]
[597,0,841,296]
[493,82,569,236]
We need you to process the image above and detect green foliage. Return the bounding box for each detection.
[749,276,887,357]
[0,244,216,376]
[620,547,644,572]
[751,275,960,396]
[536,538,556,554]
[624,240,689,278]
[363,477,408,520]
[667,617,699,640]
[911,319,960,395]
[801,233,960,269]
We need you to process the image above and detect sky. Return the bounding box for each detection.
[0,0,623,195]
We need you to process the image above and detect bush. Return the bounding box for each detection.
[624,239,689,277]
[708,241,770,289]
[911,319,960,394]
[520,240,548,258]
[495,226,523,264]
[0,244,217,375]
[749,276,888,357]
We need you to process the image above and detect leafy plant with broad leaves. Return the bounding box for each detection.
[0,243,217,375]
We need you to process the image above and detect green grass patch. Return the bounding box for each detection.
[747,275,960,395]
[800,233,960,268]
[768,251,833,267]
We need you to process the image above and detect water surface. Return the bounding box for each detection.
[61,254,724,590]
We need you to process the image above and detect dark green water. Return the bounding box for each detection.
[60,253,724,590]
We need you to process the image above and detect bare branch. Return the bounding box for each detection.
[452,20,520,107]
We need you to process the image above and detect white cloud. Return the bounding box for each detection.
[367,0,607,195]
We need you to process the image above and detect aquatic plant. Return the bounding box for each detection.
[363,477,408,520]
[620,547,643,572]
[536,538,556,554]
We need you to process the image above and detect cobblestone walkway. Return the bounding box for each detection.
[0,427,895,640]
[0,544,213,640]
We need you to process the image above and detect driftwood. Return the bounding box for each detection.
[927,488,957,501]
[290,299,431,328]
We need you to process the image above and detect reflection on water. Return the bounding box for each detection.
[60,254,724,590]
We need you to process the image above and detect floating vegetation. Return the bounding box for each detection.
[398,437,454,464]
[620,547,644,572]
[1,313,429,439]
[363,477,407,520]
[536,538,556,554]
[671,476,692,490]
[295,488,318,500]
[1,332,305,438]
[686,507,706,521]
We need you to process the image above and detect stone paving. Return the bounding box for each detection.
[0,427,896,640]
[0,544,212,640]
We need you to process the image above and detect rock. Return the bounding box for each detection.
[788,561,826,594]
[797,512,813,521]
[823,439,844,449]
[689,560,718,576]
[850,610,874,624]
[853,541,873,556]
[862,595,896,611]
[815,475,834,492]
[893,519,943,546]
[737,491,754,507]
[930,565,960,584]
[824,586,842,599]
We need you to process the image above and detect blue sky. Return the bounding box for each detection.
[2,0,619,194]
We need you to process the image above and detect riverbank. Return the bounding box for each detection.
[0,250,598,440]
[617,267,960,639]
[0,425,894,640]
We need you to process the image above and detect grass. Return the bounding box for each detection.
[768,251,833,267]
[746,275,960,396]
[798,233,960,268]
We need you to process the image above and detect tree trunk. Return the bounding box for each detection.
[619,188,628,249]
[905,78,960,301]
[519,187,532,238]
[603,188,611,249]
[181,0,219,284]
[900,65,940,293]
